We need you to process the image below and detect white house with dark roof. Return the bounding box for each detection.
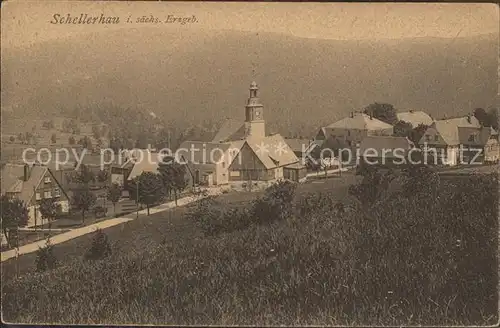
[315,112,394,148]
[418,114,499,165]
[1,163,70,227]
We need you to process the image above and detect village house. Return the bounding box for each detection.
[418,114,499,165]
[1,163,70,227]
[315,111,394,149]
[396,110,433,128]
[125,149,193,189]
[175,140,238,186]
[178,82,307,189]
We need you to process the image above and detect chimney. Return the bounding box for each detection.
[467,113,471,123]
[23,163,31,181]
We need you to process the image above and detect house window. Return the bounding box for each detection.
[347,130,351,136]
[35,192,41,200]
[434,135,439,142]
[54,188,61,197]
[44,191,52,198]
[222,162,225,168]
[44,176,51,183]
[230,171,240,177]
[425,135,431,142]
[468,134,475,142]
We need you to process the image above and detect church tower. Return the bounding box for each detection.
[244,81,265,139]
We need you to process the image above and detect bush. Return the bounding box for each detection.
[35,240,57,272]
[188,196,251,235]
[85,229,112,261]
[251,180,297,224]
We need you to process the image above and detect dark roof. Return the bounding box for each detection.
[176,141,232,164]
[211,118,246,143]
[284,138,314,153]
[359,136,414,158]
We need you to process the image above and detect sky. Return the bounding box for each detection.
[1,1,498,48]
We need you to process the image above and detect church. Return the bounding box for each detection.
[176,82,307,189]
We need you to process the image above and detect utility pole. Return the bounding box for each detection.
[15,226,19,279]
[136,175,140,219]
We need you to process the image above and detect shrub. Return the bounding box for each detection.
[35,240,57,272]
[85,229,112,261]
[252,180,297,223]
[188,196,252,235]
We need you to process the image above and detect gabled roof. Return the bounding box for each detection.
[359,136,414,158]
[244,134,300,169]
[176,141,232,165]
[396,111,433,127]
[1,164,49,204]
[127,151,163,180]
[423,115,482,146]
[284,138,315,153]
[326,113,393,131]
[211,118,246,143]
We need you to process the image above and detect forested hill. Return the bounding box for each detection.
[1,28,497,139]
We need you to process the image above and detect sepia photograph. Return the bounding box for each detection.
[1,1,499,326]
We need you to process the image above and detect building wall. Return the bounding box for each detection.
[228,143,273,181]
[326,127,393,147]
[191,163,218,186]
[283,167,307,182]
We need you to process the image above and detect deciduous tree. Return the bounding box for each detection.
[0,195,29,248]
[39,198,62,231]
[363,102,398,125]
[393,120,413,138]
[72,187,97,224]
[158,160,188,206]
[106,183,122,215]
[127,172,165,215]
[96,169,110,183]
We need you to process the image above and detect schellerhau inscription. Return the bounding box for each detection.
[51,14,121,24]
[49,13,198,25]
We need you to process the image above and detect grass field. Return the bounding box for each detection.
[1,171,497,326]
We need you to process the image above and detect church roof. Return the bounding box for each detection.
[211,118,246,143]
[244,134,300,169]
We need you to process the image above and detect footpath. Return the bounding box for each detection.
[306,166,354,178]
[0,188,222,262]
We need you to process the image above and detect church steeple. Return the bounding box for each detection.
[244,82,265,138]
